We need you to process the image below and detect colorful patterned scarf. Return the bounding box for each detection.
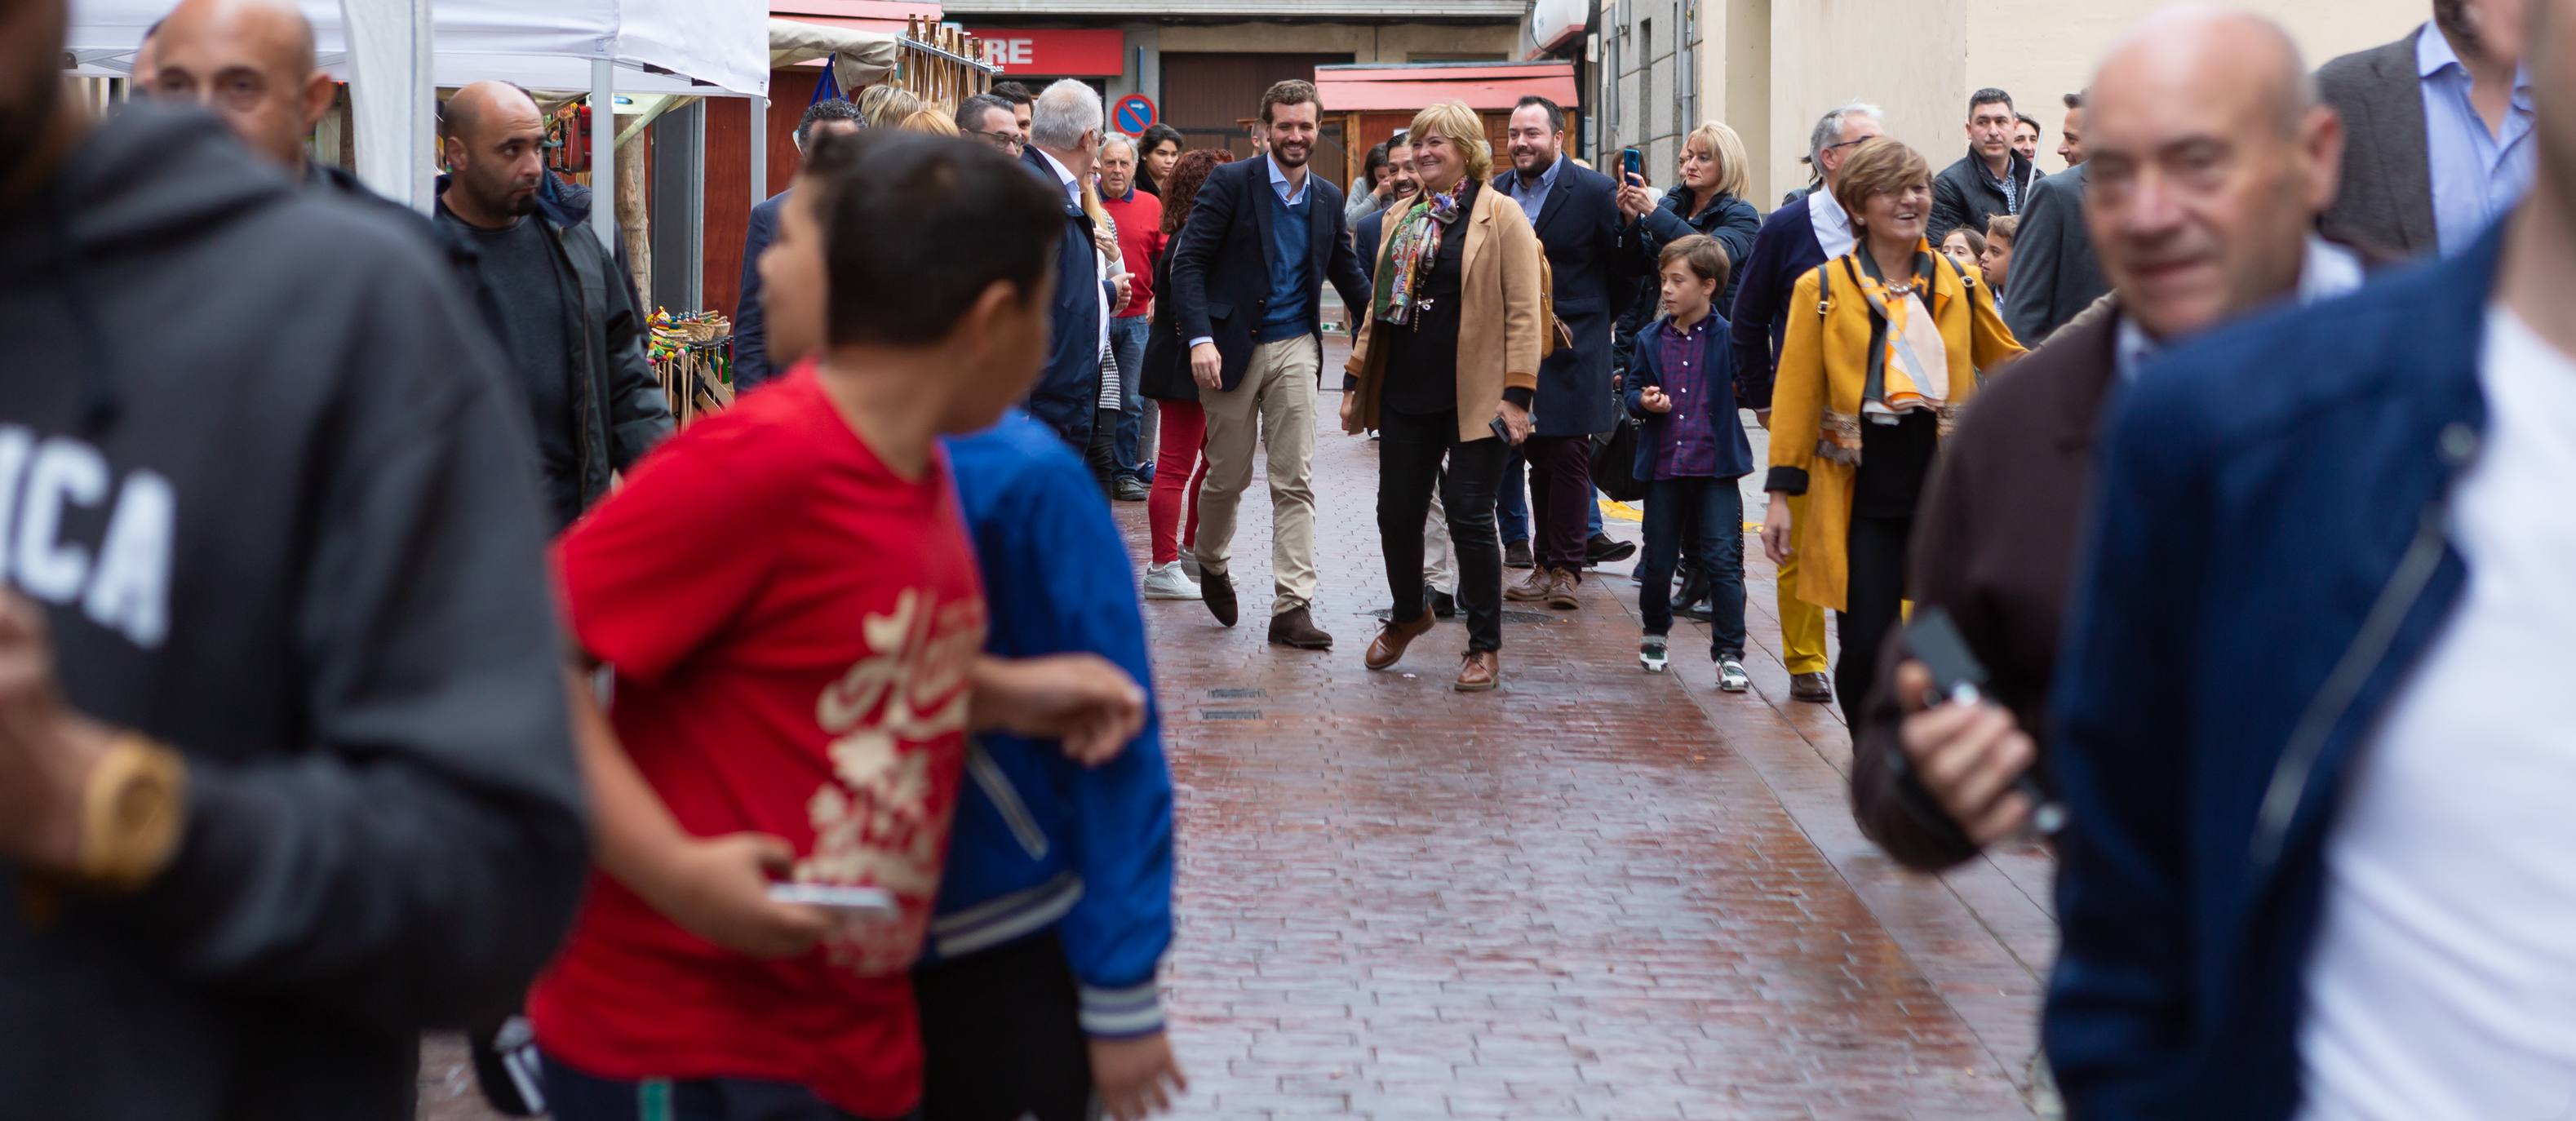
[1369,188,1464,327]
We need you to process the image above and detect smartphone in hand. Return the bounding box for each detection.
[1621,147,1643,181]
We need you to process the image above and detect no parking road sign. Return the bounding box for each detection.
[1113,93,1157,135]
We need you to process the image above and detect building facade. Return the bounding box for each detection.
[1559,0,2432,207]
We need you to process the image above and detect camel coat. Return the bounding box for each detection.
[1767,248,2025,612]
[1342,183,1545,443]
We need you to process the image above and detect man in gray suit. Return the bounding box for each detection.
[2002,91,2106,345]
[2318,1,2534,258]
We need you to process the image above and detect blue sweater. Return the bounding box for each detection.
[1725,195,1830,409]
[1260,188,1315,342]
[926,411,1175,1039]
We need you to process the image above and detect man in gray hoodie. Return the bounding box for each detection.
[0,1,589,1117]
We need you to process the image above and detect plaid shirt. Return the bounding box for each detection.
[1652,314,1723,479]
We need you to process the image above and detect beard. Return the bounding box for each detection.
[1270,140,1308,168]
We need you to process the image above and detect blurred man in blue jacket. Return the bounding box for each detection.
[920,410,1182,1121]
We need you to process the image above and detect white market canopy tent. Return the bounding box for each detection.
[64,0,768,235]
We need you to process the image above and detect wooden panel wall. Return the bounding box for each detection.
[703,69,826,322]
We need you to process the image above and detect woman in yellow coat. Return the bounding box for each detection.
[1757,137,2024,723]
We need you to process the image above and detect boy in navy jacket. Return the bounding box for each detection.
[921,410,1183,1121]
[1624,236,1756,691]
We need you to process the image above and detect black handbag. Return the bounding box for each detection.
[1590,414,1646,503]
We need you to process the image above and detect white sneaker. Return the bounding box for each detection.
[1639,636,1669,673]
[1718,657,1750,693]
[1142,561,1200,600]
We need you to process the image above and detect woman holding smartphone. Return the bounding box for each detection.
[1340,100,1545,693]
[1617,122,1762,315]
[1759,137,2024,725]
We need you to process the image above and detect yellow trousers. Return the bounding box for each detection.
[1776,493,1829,676]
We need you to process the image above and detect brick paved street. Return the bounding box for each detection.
[421,335,2059,1119]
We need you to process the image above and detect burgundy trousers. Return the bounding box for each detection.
[1522,434,1594,578]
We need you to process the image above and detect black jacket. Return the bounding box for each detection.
[1928,146,2039,245]
[1168,156,1371,392]
[1138,248,1198,402]
[733,189,787,389]
[1022,146,1115,446]
[1999,162,2109,345]
[1504,157,1647,437]
[0,104,585,1121]
[436,183,675,529]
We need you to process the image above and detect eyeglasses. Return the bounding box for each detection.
[971,130,1025,153]
[1820,136,1871,153]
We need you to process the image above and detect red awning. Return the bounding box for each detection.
[1313,62,1579,113]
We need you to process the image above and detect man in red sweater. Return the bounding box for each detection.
[1100,132,1165,502]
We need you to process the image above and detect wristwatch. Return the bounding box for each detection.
[74,732,188,892]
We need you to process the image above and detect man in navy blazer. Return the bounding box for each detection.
[1167,78,1370,650]
[1720,100,1883,707]
[732,99,862,391]
[1019,81,1128,451]
[1495,95,1647,606]
[2046,5,2576,1114]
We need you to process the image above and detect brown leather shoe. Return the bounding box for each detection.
[1266,605,1333,650]
[1453,649,1500,692]
[1545,568,1581,610]
[1364,609,1434,671]
[1789,671,1833,703]
[1505,567,1553,602]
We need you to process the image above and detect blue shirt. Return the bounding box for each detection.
[2417,21,2536,256]
[1502,153,1565,228]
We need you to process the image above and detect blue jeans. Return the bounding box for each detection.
[1638,475,1747,658]
[540,1051,916,1121]
[1109,316,1150,478]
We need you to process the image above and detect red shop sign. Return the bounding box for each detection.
[965,28,1125,76]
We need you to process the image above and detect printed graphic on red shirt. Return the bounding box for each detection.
[800,586,985,976]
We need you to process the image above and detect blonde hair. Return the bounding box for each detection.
[856,84,921,130]
[899,108,960,136]
[1830,137,1933,238]
[1681,122,1750,199]
[1408,101,1492,183]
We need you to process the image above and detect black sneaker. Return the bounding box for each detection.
[1503,540,1536,569]
[1586,533,1637,566]
[1430,589,1456,618]
[1113,476,1150,503]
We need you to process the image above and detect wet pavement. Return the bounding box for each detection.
[420,334,2058,1119]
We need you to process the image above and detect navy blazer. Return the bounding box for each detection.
[1621,313,1752,482]
[1167,156,1371,392]
[2044,228,2499,1119]
[733,190,784,390]
[1022,145,1115,447]
[1725,194,1829,414]
[1508,158,1645,437]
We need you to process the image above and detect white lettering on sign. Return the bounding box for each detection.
[980,38,1036,69]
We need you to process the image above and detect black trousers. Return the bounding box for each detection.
[1836,512,1913,727]
[914,933,1091,1121]
[1084,407,1123,493]
[1377,407,1509,653]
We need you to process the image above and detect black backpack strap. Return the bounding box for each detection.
[1812,260,1833,320]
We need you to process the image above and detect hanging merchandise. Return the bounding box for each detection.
[544,99,592,175]
[810,52,843,105]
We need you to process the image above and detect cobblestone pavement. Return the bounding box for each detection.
[421,334,2059,1120]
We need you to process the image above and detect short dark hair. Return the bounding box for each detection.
[798,131,1063,347]
[955,93,1013,135]
[1514,95,1566,135]
[991,81,1035,108]
[1657,234,1731,299]
[2015,113,2042,135]
[1260,79,1319,124]
[1362,140,1390,179]
[1969,87,2015,117]
[2064,91,2084,110]
[796,98,865,148]
[1141,123,1185,156]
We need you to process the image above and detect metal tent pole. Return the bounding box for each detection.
[590,58,615,247]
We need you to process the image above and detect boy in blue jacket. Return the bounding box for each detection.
[920,410,1183,1121]
[1625,235,1754,692]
